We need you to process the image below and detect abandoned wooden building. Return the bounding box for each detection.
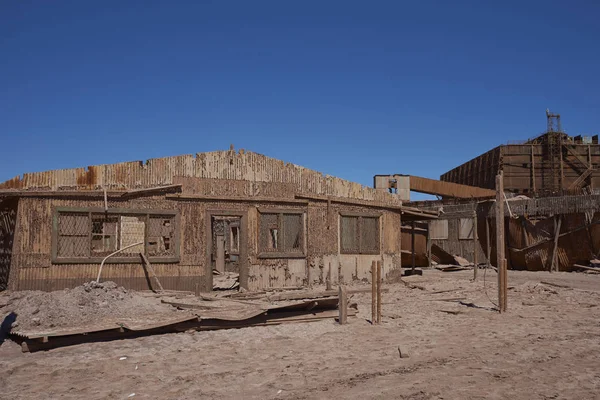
[0,149,437,292]
[401,194,600,272]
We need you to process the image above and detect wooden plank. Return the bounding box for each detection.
[260,287,388,302]
[574,264,600,273]
[140,253,164,292]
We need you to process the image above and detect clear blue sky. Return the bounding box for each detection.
[1,1,599,198]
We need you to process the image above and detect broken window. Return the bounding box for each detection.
[53,208,178,263]
[258,210,305,257]
[340,214,380,255]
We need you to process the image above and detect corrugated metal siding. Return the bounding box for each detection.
[1,150,401,205]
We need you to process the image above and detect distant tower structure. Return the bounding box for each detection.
[544,109,563,195]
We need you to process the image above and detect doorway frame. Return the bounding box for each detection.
[205,209,248,290]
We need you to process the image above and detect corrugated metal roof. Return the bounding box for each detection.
[0,150,402,205]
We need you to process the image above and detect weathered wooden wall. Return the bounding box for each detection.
[8,189,403,292]
[441,144,600,194]
[10,196,209,293]
[3,151,405,292]
[0,198,18,290]
[0,150,401,205]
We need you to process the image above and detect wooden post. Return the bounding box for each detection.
[338,285,348,325]
[496,172,506,313]
[376,260,382,324]
[410,223,416,268]
[371,260,377,324]
[473,210,478,280]
[549,216,562,272]
[486,217,491,267]
[502,259,508,311]
[426,222,432,268]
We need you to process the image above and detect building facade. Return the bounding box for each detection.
[0,150,435,292]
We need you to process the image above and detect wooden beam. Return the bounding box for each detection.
[167,194,308,204]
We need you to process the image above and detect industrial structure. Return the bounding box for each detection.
[441,110,599,196]
[375,111,600,272]
[0,149,436,292]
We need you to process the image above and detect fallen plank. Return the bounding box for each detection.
[267,287,388,302]
[574,264,600,273]
[399,279,426,290]
[426,297,467,302]
[430,288,463,295]
[438,310,463,315]
[540,281,571,289]
[265,286,304,291]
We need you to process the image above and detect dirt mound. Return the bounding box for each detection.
[0,281,177,332]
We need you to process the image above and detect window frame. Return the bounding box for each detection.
[339,211,382,255]
[257,208,306,259]
[51,207,180,264]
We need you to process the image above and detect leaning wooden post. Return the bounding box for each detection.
[473,210,478,280]
[548,216,562,273]
[338,285,348,325]
[496,171,506,313]
[376,260,382,324]
[371,260,377,324]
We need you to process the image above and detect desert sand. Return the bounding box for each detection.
[1,269,599,400]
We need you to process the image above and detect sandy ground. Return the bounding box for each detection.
[1,269,600,400]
